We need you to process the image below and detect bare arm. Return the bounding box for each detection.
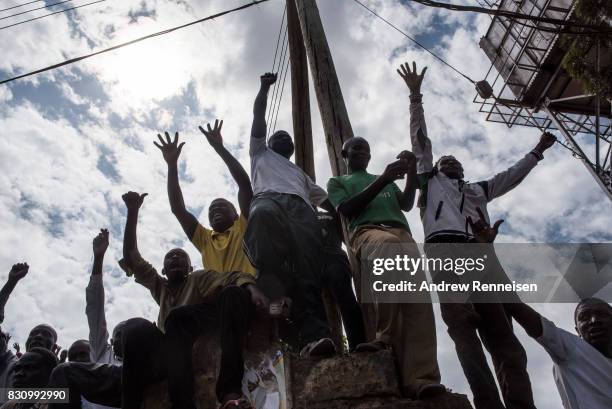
[337,161,408,220]
[505,303,543,338]
[155,132,199,239]
[200,120,253,217]
[0,263,28,323]
[121,191,148,267]
[396,151,418,211]
[87,229,111,362]
[251,73,277,142]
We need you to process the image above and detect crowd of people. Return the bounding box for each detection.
[1,61,611,409]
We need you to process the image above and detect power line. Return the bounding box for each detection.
[0,0,73,21]
[267,5,287,134]
[351,0,476,84]
[0,0,272,85]
[408,0,612,33]
[0,0,105,30]
[0,0,44,13]
[268,31,289,137]
[272,50,290,134]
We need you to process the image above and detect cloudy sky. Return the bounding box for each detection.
[0,0,611,407]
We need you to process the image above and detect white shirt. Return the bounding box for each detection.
[536,317,612,409]
[249,136,327,207]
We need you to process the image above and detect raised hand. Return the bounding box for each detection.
[534,131,557,154]
[467,208,504,243]
[93,229,109,258]
[396,150,417,170]
[122,192,148,211]
[382,160,409,183]
[397,61,427,94]
[8,263,29,282]
[59,349,67,364]
[198,119,224,150]
[154,132,185,165]
[12,343,19,354]
[260,72,277,89]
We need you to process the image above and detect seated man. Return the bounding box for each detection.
[154,121,255,276]
[119,191,266,409]
[399,60,555,409]
[0,263,29,402]
[327,137,443,399]
[244,72,333,356]
[1,348,58,409]
[470,213,612,409]
[49,229,125,409]
[316,211,366,351]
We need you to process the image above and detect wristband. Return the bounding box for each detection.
[409,93,423,103]
[530,150,544,161]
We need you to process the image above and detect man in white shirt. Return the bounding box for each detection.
[244,72,335,357]
[508,299,612,409]
[469,213,612,409]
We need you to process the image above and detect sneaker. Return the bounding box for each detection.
[354,340,389,353]
[300,338,336,357]
[416,383,446,399]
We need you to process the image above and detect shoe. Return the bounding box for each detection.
[300,338,337,357]
[354,340,389,353]
[415,383,446,399]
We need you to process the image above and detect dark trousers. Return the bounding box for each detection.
[321,251,366,350]
[426,236,535,409]
[244,193,330,347]
[121,286,253,409]
[48,362,122,409]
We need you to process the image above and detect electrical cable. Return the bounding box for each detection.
[0,0,104,30]
[0,0,272,85]
[0,0,73,21]
[0,0,44,13]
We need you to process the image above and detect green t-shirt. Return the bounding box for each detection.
[327,171,410,233]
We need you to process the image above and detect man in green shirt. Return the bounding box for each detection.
[327,137,444,399]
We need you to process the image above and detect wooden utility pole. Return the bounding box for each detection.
[287,0,346,352]
[287,0,314,179]
[294,0,354,176]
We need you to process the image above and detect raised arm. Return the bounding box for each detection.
[335,160,409,220]
[0,263,29,323]
[121,191,148,267]
[396,150,418,211]
[482,132,556,201]
[87,229,111,362]
[250,73,277,149]
[155,132,199,239]
[398,62,433,175]
[199,120,253,217]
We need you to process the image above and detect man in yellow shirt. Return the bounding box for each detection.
[154,120,255,276]
[118,192,265,409]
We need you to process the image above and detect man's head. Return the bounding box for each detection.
[13,348,58,388]
[341,137,371,172]
[574,298,612,355]
[268,130,294,159]
[25,324,57,352]
[435,155,464,180]
[161,248,192,282]
[67,340,90,363]
[111,320,128,359]
[208,198,238,232]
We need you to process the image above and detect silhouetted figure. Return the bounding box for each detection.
[400,60,556,409]
[469,213,612,409]
[327,137,444,399]
[316,211,366,351]
[0,348,58,409]
[49,230,124,409]
[118,191,264,409]
[155,122,255,276]
[0,263,29,400]
[243,72,334,357]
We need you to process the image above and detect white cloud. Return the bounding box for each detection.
[0,1,610,408]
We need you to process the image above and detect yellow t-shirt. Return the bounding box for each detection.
[191,215,257,276]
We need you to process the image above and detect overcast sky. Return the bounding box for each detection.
[0,0,611,407]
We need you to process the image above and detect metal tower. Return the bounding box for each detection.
[474,0,612,200]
